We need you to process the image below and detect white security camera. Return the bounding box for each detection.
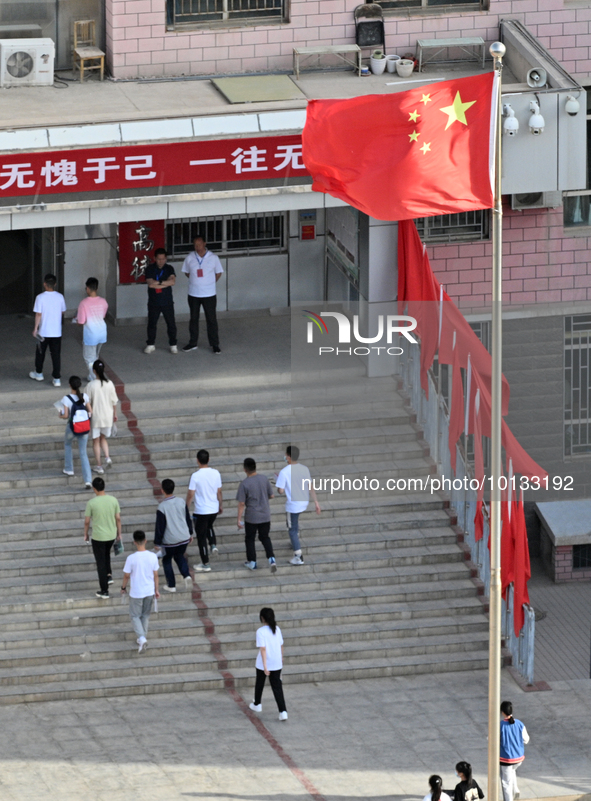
[529,100,545,135]
[503,104,519,136]
[565,95,580,116]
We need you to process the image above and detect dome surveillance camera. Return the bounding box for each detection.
[529,100,545,135]
[565,95,580,116]
[503,104,519,136]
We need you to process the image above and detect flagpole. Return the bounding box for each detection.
[488,40,505,801]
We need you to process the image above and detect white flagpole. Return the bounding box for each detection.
[488,40,505,801]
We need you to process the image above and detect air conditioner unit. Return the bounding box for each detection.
[511,191,562,210]
[0,38,54,87]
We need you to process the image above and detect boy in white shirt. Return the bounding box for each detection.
[186,448,223,573]
[121,530,160,653]
[276,445,321,565]
[29,273,67,387]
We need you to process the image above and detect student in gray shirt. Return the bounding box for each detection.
[155,478,194,592]
[236,458,277,574]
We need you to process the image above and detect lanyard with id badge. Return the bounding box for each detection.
[196,252,206,279]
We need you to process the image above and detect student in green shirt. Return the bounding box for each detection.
[84,476,121,599]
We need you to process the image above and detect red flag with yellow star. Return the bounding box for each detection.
[302,72,496,220]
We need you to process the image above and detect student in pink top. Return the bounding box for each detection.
[76,278,108,383]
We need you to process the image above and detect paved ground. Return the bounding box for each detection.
[528,560,591,683]
[0,671,590,801]
[0,310,291,399]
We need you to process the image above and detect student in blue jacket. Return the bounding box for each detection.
[500,700,530,801]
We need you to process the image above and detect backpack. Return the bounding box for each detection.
[68,394,91,436]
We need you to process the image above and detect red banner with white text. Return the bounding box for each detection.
[0,136,307,198]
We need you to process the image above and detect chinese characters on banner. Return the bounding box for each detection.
[118,220,165,284]
[0,136,307,198]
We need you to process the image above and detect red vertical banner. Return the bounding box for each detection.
[118,220,166,284]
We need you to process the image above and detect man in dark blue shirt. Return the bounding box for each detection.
[144,248,178,354]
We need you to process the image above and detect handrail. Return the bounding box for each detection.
[398,343,535,685]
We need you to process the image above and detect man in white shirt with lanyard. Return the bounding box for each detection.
[181,235,223,354]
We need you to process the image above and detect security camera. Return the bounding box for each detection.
[565,95,581,116]
[503,104,519,136]
[529,100,545,135]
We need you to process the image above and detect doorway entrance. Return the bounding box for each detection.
[0,228,63,315]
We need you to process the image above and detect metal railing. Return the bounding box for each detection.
[398,342,536,685]
[168,0,284,26]
[378,0,486,11]
[415,209,489,243]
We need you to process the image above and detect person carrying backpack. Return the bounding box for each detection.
[59,375,93,489]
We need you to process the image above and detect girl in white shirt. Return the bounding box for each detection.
[423,775,453,801]
[87,360,118,474]
[248,607,288,721]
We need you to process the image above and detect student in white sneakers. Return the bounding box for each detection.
[155,478,193,592]
[186,449,222,572]
[87,360,118,474]
[30,273,67,387]
[275,445,321,565]
[249,608,287,721]
[236,457,276,573]
[121,530,160,653]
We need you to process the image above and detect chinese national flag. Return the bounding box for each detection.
[448,337,464,475]
[513,491,531,636]
[302,73,495,221]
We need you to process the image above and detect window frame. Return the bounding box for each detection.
[166,0,289,30]
[376,0,487,15]
[415,209,490,244]
[564,314,591,457]
[166,212,287,258]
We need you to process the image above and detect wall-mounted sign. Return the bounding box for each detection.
[118,219,165,284]
[0,136,307,199]
[299,209,317,241]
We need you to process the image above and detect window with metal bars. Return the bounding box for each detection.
[166,213,285,258]
[166,0,286,28]
[564,314,591,456]
[377,0,486,11]
[573,543,591,569]
[415,210,489,243]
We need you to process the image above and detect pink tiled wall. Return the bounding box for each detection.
[427,205,591,310]
[106,0,591,80]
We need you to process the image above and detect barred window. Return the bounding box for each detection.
[377,0,486,9]
[167,213,285,258]
[573,543,591,569]
[415,210,490,243]
[167,0,286,28]
[564,314,591,456]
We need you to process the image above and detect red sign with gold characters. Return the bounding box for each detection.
[0,135,307,198]
[118,220,166,284]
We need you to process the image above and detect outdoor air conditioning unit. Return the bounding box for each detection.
[0,38,55,87]
[511,192,562,210]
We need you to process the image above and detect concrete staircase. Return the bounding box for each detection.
[0,370,489,703]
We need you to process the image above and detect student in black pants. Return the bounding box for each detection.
[249,608,287,721]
